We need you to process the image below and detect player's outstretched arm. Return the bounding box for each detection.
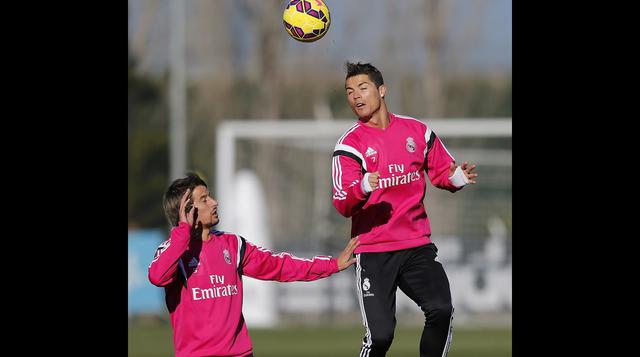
[240,236,360,282]
[425,132,478,191]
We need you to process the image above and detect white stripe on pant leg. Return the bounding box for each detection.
[356,254,372,357]
[356,254,368,357]
[441,306,454,357]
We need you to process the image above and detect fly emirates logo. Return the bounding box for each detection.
[378,164,421,189]
[192,274,239,301]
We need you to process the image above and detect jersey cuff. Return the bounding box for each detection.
[361,173,373,193]
[449,166,469,188]
[330,258,339,274]
[353,179,369,200]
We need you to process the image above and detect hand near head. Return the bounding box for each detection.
[449,162,478,184]
[178,189,195,224]
[179,189,203,237]
[337,236,360,271]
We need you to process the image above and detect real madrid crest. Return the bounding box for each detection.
[223,249,231,264]
[362,277,374,297]
[363,278,371,291]
[406,137,416,152]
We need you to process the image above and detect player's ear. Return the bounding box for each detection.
[379,84,387,99]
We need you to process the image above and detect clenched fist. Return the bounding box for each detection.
[368,171,380,190]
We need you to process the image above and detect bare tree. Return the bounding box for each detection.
[233,0,286,238]
[187,0,235,185]
[239,0,284,119]
[129,0,162,73]
[423,0,450,118]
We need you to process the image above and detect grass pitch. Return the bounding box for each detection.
[129,323,511,357]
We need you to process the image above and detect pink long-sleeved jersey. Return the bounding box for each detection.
[148,222,339,357]
[332,113,462,254]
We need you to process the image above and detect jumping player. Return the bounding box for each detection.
[331,62,478,357]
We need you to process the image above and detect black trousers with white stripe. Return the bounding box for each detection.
[355,243,454,357]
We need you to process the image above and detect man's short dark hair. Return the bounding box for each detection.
[345,61,384,88]
[163,172,208,227]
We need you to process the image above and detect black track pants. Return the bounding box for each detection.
[355,243,454,357]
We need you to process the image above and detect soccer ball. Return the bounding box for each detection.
[282,0,331,42]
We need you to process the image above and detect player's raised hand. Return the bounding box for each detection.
[337,236,360,271]
[460,161,478,184]
[178,189,196,225]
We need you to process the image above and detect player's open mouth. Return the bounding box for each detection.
[356,103,365,108]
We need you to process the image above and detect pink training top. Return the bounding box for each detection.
[332,112,462,254]
[149,222,339,357]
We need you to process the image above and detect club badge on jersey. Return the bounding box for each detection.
[223,249,232,265]
[406,137,416,152]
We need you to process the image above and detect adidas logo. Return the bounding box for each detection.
[365,147,377,157]
[188,257,199,268]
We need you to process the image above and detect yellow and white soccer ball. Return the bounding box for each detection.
[282,0,331,42]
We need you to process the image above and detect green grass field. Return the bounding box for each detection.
[129,323,511,357]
